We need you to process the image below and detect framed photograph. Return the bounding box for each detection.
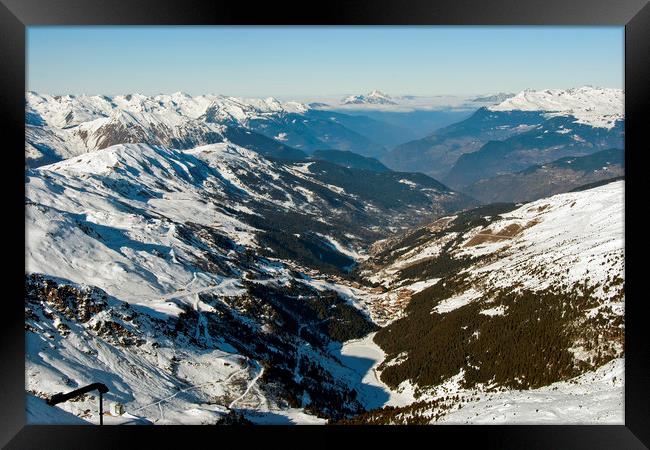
[2,0,648,447]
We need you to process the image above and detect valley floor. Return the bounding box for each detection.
[337,333,416,409]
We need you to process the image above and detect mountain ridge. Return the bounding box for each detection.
[25,91,401,167]
[461,148,624,203]
[383,87,624,184]
[342,90,397,105]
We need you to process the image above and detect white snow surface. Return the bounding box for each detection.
[489,86,623,129]
[316,233,368,262]
[459,180,625,302]
[25,91,311,162]
[27,91,309,130]
[432,289,481,314]
[342,90,397,105]
[25,143,258,310]
[334,333,416,409]
[436,358,624,424]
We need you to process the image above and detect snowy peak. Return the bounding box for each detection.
[26,91,115,128]
[488,86,623,128]
[27,92,310,129]
[368,89,390,99]
[25,92,317,165]
[202,96,309,126]
[471,92,515,103]
[342,90,397,105]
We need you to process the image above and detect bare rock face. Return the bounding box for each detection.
[26,273,108,323]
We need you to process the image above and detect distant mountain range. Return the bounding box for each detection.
[382,107,548,179]
[444,114,624,188]
[382,86,624,188]
[471,92,515,103]
[341,90,397,105]
[25,92,415,166]
[461,148,624,203]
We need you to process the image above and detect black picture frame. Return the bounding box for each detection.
[2,0,648,447]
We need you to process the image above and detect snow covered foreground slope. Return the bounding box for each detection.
[337,339,623,424]
[24,137,623,424]
[25,143,348,424]
[25,141,470,424]
[339,180,625,424]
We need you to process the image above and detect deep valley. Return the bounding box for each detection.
[24,87,625,425]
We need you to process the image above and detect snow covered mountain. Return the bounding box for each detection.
[24,88,624,426]
[384,86,624,186]
[26,142,470,278]
[25,139,475,424]
[25,92,397,167]
[339,180,624,424]
[27,92,308,130]
[26,92,302,167]
[488,86,623,129]
[342,90,397,106]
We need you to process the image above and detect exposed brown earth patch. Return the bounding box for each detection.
[464,219,540,247]
[426,216,456,232]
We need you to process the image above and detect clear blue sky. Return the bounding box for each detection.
[27,26,623,97]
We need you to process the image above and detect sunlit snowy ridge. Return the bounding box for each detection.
[489,86,623,129]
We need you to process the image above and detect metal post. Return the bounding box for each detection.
[47,383,110,426]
